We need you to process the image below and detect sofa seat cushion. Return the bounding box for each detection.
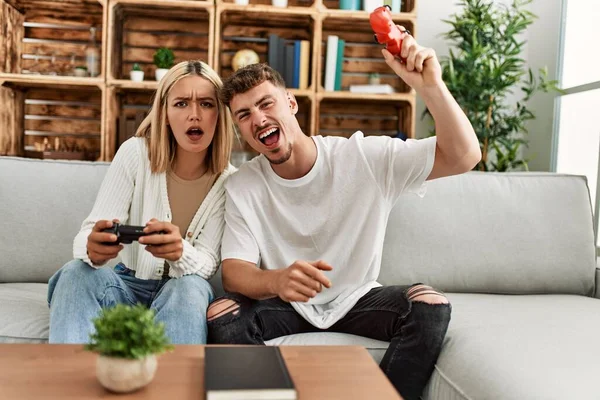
[425,293,600,400]
[0,283,49,343]
[266,332,390,362]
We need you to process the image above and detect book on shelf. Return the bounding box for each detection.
[299,40,310,90]
[205,346,297,400]
[324,35,338,91]
[334,38,345,91]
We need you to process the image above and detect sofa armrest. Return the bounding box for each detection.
[596,268,600,299]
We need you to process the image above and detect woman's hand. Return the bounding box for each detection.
[139,218,184,262]
[86,219,123,265]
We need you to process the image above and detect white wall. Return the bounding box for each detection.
[414,0,562,171]
[524,0,562,171]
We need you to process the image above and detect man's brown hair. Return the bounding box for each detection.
[220,63,286,107]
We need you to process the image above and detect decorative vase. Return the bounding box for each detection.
[130,70,144,82]
[96,354,157,393]
[155,68,169,82]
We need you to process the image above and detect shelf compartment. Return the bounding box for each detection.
[104,86,152,160]
[319,15,414,94]
[317,96,414,139]
[215,8,316,91]
[108,1,213,82]
[1,0,105,80]
[0,83,103,160]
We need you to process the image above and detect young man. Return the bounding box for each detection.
[207,31,481,400]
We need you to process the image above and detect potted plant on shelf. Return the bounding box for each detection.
[130,63,144,82]
[153,47,175,82]
[85,303,173,393]
[423,0,563,172]
[74,65,88,77]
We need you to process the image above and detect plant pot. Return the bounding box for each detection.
[74,68,88,77]
[155,68,169,82]
[130,70,144,82]
[272,0,287,7]
[234,0,249,4]
[96,354,157,393]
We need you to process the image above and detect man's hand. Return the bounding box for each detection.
[139,218,183,262]
[382,27,443,92]
[87,219,123,266]
[272,260,333,302]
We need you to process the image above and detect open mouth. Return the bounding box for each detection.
[186,127,204,136]
[258,127,280,147]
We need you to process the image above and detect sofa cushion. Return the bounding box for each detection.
[0,157,110,283]
[381,172,596,295]
[424,293,600,400]
[266,332,389,363]
[0,283,49,343]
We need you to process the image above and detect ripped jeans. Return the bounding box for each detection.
[207,285,451,400]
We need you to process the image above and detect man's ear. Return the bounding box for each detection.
[286,91,299,115]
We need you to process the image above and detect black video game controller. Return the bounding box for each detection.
[102,223,160,245]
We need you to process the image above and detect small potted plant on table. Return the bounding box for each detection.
[85,303,173,393]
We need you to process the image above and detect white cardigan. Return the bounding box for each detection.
[73,137,237,280]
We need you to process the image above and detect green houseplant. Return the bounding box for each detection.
[153,47,175,81]
[130,63,144,82]
[424,0,562,171]
[86,304,173,393]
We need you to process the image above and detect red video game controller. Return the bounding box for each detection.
[370,5,408,62]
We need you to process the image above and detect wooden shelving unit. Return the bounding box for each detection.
[0,0,106,160]
[104,0,214,159]
[0,0,418,161]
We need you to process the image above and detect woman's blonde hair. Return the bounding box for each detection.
[135,60,233,174]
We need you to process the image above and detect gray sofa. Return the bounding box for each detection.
[1,155,599,399]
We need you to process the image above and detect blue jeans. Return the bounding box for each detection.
[207,285,451,400]
[48,259,214,344]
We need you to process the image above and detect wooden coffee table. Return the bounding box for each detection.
[0,344,402,399]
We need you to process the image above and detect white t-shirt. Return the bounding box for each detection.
[222,132,436,328]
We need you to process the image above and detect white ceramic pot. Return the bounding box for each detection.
[130,70,144,82]
[272,0,288,7]
[96,354,157,393]
[74,68,88,77]
[234,0,249,5]
[155,68,169,82]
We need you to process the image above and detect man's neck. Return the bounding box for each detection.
[271,134,317,180]
[172,149,208,180]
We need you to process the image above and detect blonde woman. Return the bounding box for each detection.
[48,60,235,344]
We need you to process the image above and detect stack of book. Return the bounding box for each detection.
[268,34,310,90]
[323,35,345,91]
